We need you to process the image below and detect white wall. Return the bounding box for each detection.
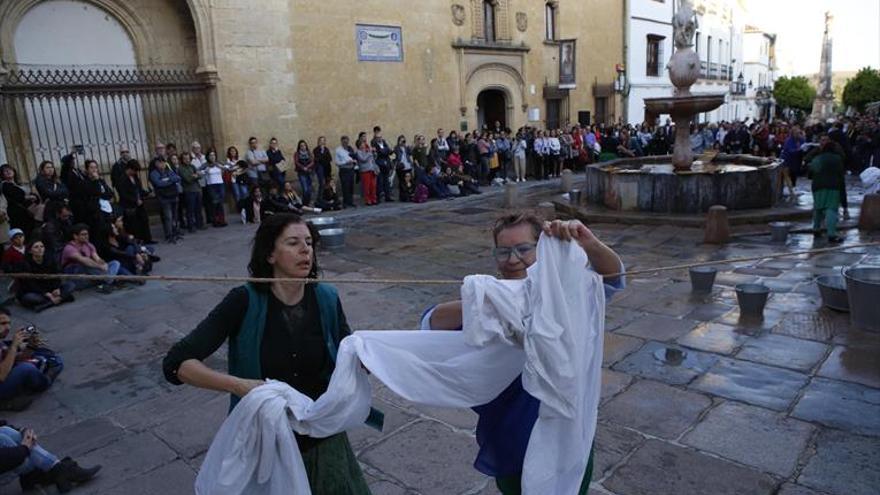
[626,0,675,124]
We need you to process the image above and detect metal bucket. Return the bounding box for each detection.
[310,216,339,231]
[843,266,880,332]
[689,266,717,292]
[569,189,582,206]
[735,283,770,318]
[816,275,849,312]
[769,221,792,243]
[318,228,345,249]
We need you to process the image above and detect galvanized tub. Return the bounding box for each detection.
[735,283,770,318]
[569,189,583,206]
[310,216,340,231]
[769,221,792,243]
[816,275,849,312]
[843,266,880,332]
[689,266,717,293]
[319,228,345,249]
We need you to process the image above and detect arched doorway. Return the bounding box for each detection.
[477,89,507,131]
[0,0,211,178]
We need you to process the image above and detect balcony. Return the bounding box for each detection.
[698,61,732,81]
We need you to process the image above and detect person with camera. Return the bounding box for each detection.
[0,419,100,492]
[0,308,63,411]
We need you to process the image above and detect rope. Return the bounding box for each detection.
[5,241,878,285]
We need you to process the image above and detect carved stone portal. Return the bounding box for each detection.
[452,4,466,26]
[516,12,527,32]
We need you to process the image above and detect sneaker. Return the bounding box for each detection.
[827,236,843,244]
[96,284,114,294]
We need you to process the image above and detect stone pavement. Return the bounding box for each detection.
[2,177,879,495]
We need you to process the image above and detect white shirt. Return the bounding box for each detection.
[205,163,224,185]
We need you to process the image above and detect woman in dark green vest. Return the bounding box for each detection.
[163,213,372,494]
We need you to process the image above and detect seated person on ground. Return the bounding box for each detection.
[60,224,131,292]
[95,216,155,277]
[38,202,73,266]
[16,239,75,312]
[0,308,62,412]
[316,179,342,211]
[1,229,26,274]
[0,421,100,493]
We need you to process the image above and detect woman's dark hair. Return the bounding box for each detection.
[83,159,98,172]
[248,213,319,290]
[39,160,57,180]
[296,139,308,151]
[205,147,217,162]
[125,160,141,172]
[0,164,19,184]
[226,146,239,160]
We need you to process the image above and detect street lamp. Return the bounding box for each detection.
[730,72,746,95]
[613,64,627,93]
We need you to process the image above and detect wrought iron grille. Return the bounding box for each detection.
[0,65,214,181]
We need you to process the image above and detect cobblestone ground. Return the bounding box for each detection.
[2,177,878,495]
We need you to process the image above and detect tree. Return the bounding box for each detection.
[773,76,816,112]
[842,67,880,112]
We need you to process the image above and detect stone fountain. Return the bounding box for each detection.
[584,0,781,214]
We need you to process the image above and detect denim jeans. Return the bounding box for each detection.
[0,363,50,401]
[158,197,180,239]
[231,183,249,204]
[0,426,58,484]
[315,166,327,197]
[271,171,286,191]
[298,172,313,205]
[183,191,203,230]
[63,260,126,289]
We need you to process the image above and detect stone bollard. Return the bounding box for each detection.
[704,205,730,244]
[560,169,574,193]
[503,181,519,209]
[858,193,880,231]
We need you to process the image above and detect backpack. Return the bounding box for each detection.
[413,184,429,203]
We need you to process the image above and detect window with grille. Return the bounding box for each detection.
[646,35,664,77]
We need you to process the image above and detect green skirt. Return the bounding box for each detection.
[301,433,372,494]
[494,444,594,495]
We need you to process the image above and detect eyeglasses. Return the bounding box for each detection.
[492,243,537,263]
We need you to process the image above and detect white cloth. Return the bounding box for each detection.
[196,236,604,495]
[861,166,880,195]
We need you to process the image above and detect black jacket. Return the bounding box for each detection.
[116,175,148,209]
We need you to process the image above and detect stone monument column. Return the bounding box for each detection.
[810,12,835,122]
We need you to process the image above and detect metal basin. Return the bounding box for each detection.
[769,221,792,243]
[689,266,717,293]
[843,266,880,332]
[816,275,849,312]
[569,189,582,206]
[735,283,770,318]
[319,228,345,249]
[310,216,339,230]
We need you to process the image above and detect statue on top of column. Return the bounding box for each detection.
[673,0,699,49]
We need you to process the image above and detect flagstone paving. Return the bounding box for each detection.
[2,177,879,494]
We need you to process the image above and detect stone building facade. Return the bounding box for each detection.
[0,0,624,173]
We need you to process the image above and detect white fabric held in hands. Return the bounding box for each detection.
[195,235,605,495]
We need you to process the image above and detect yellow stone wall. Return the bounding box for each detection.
[208,0,625,150]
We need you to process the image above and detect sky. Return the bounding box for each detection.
[744,0,880,76]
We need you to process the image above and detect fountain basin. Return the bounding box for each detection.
[644,94,727,118]
[585,154,782,213]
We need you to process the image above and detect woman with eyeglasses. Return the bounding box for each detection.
[420,213,624,495]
